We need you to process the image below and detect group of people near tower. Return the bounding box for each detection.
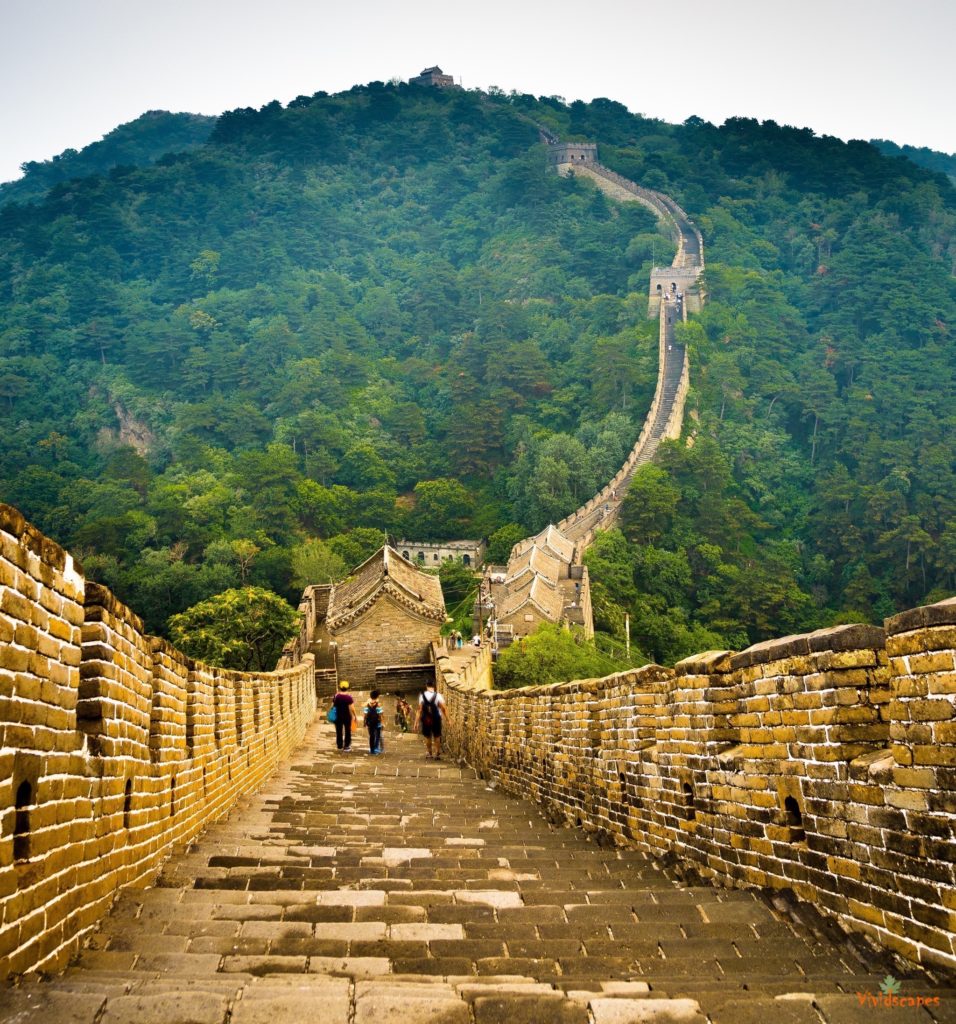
[327,680,446,759]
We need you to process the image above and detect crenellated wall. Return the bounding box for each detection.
[529,143,700,562]
[554,159,705,316]
[0,504,316,979]
[553,300,688,551]
[436,607,956,971]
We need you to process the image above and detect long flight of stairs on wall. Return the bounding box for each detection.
[6,717,942,1023]
[479,132,702,647]
[636,316,686,470]
[542,137,702,554]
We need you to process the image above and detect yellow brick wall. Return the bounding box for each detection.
[3,496,953,977]
[332,596,441,689]
[0,504,316,979]
[436,610,956,973]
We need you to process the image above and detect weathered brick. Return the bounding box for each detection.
[3,500,956,981]
[0,505,317,980]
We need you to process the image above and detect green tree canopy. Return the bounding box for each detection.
[167,586,300,672]
[494,623,624,689]
[1,83,952,649]
[290,538,348,589]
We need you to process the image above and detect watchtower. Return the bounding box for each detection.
[547,142,598,167]
[649,267,703,316]
[409,66,455,88]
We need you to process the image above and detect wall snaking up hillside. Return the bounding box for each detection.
[436,604,956,971]
[0,504,316,979]
[551,299,690,551]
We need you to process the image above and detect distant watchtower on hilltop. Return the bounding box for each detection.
[409,66,455,88]
[546,141,598,166]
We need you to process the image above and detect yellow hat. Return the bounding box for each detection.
[339,681,350,690]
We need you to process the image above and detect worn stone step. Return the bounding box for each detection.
[7,716,945,1020]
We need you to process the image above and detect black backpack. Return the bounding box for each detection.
[364,702,382,728]
[420,692,439,728]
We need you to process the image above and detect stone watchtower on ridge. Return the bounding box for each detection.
[546,136,703,317]
[409,66,455,88]
[546,141,598,167]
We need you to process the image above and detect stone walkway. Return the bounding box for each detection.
[3,709,953,1023]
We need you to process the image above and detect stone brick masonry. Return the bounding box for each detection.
[3,500,955,985]
[436,607,956,973]
[0,504,316,979]
[333,597,440,691]
[4,715,952,1023]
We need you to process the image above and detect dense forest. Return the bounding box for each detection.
[870,138,956,186]
[0,111,216,209]
[1,82,953,663]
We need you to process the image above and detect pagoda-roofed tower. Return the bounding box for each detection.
[409,66,455,87]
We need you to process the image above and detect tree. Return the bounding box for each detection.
[230,539,261,583]
[486,524,527,564]
[295,480,354,536]
[338,441,396,491]
[619,465,681,545]
[437,559,476,608]
[411,478,475,539]
[290,538,348,589]
[167,587,300,672]
[494,623,624,689]
[326,528,387,570]
[190,249,221,288]
[590,334,639,412]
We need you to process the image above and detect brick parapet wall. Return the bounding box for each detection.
[333,598,441,689]
[436,610,956,971]
[277,583,329,670]
[0,505,317,979]
[560,304,684,551]
[662,348,690,442]
[518,157,703,565]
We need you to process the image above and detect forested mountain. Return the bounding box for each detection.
[0,111,216,208]
[870,138,956,185]
[1,82,953,662]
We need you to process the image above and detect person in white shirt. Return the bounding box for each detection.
[415,680,446,760]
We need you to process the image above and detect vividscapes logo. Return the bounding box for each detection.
[855,976,941,1009]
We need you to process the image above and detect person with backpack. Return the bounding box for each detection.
[363,690,385,756]
[415,680,446,760]
[330,681,356,752]
[395,695,411,733]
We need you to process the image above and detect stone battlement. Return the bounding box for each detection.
[529,145,702,571]
[547,141,598,165]
[436,610,956,971]
[0,504,316,979]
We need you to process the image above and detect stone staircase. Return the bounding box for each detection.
[313,666,338,693]
[3,711,950,1023]
[633,341,685,472]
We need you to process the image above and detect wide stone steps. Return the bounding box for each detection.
[2,715,948,1023]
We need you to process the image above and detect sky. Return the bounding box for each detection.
[2,0,954,184]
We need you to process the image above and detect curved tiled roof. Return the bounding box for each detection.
[327,546,445,631]
[505,545,563,588]
[535,524,575,564]
[509,524,575,567]
[499,573,564,622]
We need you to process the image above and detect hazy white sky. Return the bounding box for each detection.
[2,0,954,184]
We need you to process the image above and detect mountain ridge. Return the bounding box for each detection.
[0,110,216,208]
[1,81,952,662]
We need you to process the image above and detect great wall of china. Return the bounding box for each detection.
[1,126,953,1003]
[537,137,702,555]
[436,609,956,974]
[0,505,317,978]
